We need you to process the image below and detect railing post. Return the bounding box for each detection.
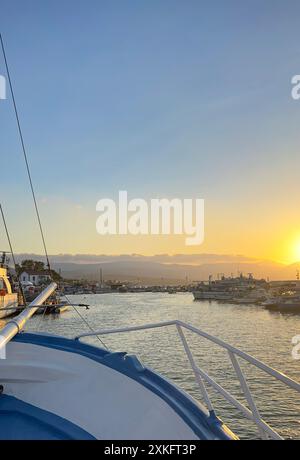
[228,350,267,440]
[74,320,299,439]
[176,323,214,413]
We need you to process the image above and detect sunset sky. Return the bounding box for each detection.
[1,1,300,264]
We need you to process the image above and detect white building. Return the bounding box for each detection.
[20,270,51,286]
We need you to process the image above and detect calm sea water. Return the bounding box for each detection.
[21,292,300,439]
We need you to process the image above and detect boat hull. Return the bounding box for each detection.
[35,305,70,315]
[193,291,231,301]
[265,302,300,312]
[0,332,235,440]
[0,294,18,319]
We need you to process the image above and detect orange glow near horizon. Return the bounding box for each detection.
[290,237,300,264]
[276,235,300,265]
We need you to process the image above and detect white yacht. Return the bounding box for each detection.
[231,288,268,305]
[193,290,232,301]
[193,274,268,303]
[0,259,18,319]
[263,295,300,313]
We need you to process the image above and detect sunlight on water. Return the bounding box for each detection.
[23,292,300,440]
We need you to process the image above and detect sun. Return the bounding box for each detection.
[291,238,300,264]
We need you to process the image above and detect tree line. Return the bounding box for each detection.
[15,259,62,282]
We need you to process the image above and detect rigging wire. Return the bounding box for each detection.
[0,33,51,275]
[62,293,108,349]
[0,203,27,306]
[0,33,107,349]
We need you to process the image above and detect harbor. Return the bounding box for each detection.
[2,255,300,318]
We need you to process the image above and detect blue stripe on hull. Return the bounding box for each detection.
[0,394,95,440]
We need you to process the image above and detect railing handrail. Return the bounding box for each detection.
[75,319,300,439]
[75,320,300,393]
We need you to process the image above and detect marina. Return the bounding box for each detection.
[192,274,300,312]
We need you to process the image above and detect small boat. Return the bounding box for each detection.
[264,297,300,313]
[261,297,280,308]
[35,299,89,315]
[0,255,19,319]
[54,304,70,314]
[35,302,70,315]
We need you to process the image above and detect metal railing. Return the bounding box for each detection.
[0,282,57,350]
[75,320,300,440]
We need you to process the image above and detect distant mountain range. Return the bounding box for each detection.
[13,253,300,283]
